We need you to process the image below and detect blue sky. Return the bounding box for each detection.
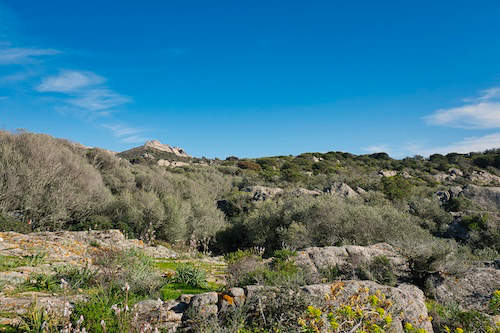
[1,0,499,158]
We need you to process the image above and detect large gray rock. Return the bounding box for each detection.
[324,182,359,199]
[379,170,398,177]
[433,267,500,312]
[461,185,500,211]
[467,170,500,186]
[243,186,284,201]
[132,299,187,332]
[0,230,177,264]
[301,281,433,333]
[291,188,322,197]
[294,243,409,280]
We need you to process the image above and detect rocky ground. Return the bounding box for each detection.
[0,230,499,332]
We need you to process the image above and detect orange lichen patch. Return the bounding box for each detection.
[223,294,234,305]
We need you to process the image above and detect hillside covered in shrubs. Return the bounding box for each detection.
[1,130,498,259]
[0,130,499,332]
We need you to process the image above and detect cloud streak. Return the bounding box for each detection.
[102,123,148,144]
[37,70,105,93]
[424,87,500,129]
[37,70,130,112]
[0,46,59,65]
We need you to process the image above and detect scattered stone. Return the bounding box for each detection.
[379,170,398,177]
[324,182,359,199]
[401,171,412,178]
[291,188,322,197]
[467,170,500,185]
[449,168,463,177]
[243,186,283,201]
[158,160,190,168]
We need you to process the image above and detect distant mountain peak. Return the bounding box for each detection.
[143,140,190,157]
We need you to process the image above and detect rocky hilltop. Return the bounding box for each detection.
[117,139,191,162]
[142,140,190,158]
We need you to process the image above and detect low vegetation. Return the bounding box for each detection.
[1,130,499,332]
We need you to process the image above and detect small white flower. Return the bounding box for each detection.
[77,315,85,326]
[123,282,130,292]
[63,301,71,317]
[111,304,121,316]
[100,320,106,329]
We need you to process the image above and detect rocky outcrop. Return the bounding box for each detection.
[467,170,500,186]
[158,160,190,168]
[144,140,190,158]
[291,188,322,197]
[302,281,433,333]
[435,186,463,205]
[461,184,500,211]
[433,168,465,183]
[0,230,177,263]
[432,267,500,312]
[132,282,432,333]
[294,243,409,280]
[324,182,359,199]
[379,170,398,177]
[243,186,284,201]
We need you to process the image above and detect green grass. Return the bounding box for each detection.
[0,253,47,272]
[0,256,29,272]
[161,282,222,300]
[155,258,227,278]
[0,324,19,333]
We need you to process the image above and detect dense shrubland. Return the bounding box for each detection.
[1,130,500,332]
[0,130,499,264]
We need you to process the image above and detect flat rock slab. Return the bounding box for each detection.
[434,267,500,312]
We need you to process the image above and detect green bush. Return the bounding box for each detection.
[93,248,164,297]
[0,214,31,233]
[71,287,136,333]
[427,300,497,333]
[368,255,396,286]
[22,273,59,292]
[381,175,413,201]
[319,265,341,282]
[489,290,500,315]
[53,264,97,290]
[237,160,262,171]
[174,264,208,289]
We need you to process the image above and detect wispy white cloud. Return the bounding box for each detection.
[68,89,129,111]
[424,87,500,129]
[102,123,143,137]
[0,46,59,65]
[476,87,500,101]
[119,135,149,144]
[0,70,37,84]
[409,133,500,156]
[37,70,105,93]
[37,70,130,113]
[102,123,148,144]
